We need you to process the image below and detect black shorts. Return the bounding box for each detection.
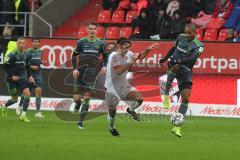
[175,65,193,91]
[73,69,99,95]
[7,79,29,96]
[29,73,43,89]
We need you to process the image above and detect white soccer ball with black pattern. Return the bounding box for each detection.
[170,113,184,126]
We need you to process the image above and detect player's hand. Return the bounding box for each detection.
[30,66,39,70]
[12,76,19,82]
[146,43,160,50]
[73,69,79,79]
[131,52,140,64]
[100,67,106,75]
[29,76,35,84]
[159,58,166,64]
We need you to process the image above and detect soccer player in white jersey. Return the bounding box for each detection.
[105,37,159,136]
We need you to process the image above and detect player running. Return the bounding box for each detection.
[16,38,44,118]
[105,37,159,136]
[72,22,106,129]
[1,37,34,122]
[159,23,204,137]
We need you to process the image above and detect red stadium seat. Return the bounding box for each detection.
[96,26,105,38]
[111,10,125,23]
[125,10,138,23]
[206,17,226,29]
[119,27,133,38]
[117,0,131,10]
[78,26,88,38]
[105,27,120,39]
[97,10,111,23]
[196,28,203,40]
[203,29,218,41]
[218,29,228,41]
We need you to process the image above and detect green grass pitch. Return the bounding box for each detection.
[0,110,240,160]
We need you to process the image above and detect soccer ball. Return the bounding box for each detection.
[170,113,184,126]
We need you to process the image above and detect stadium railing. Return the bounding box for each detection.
[0,11,53,37]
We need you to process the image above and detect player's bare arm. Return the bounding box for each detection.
[138,43,160,60]
[114,54,138,74]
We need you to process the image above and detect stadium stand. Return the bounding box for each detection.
[119,26,133,38]
[218,28,228,41]
[41,0,239,41]
[111,10,125,23]
[203,28,218,41]
[105,26,120,39]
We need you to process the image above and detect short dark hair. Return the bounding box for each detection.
[17,36,25,40]
[117,37,131,44]
[32,37,40,41]
[185,23,197,32]
[88,21,97,27]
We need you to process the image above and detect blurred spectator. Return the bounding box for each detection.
[179,0,194,18]
[153,7,168,35]
[102,0,120,10]
[0,0,15,24]
[166,0,180,18]
[28,0,42,11]
[190,0,217,29]
[223,0,240,31]
[212,0,233,19]
[204,0,217,14]
[131,8,153,39]
[0,23,16,61]
[206,0,233,29]
[146,0,156,16]
[191,0,205,18]
[13,0,30,36]
[170,10,185,38]
[224,29,235,41]
[236,31,240,42]
[191,11,213,28]
[155,0,168,9]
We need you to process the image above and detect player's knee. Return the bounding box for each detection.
[183,98,189,104]
[182,95,190,103]
[23,95,30,100]
[136,99,143,106]
[35,88,42,96]
[83,98,90,105]
[22,88,31,97]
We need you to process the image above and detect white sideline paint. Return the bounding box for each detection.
[0,96,239,118]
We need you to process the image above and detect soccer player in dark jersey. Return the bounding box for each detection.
[72,22,106,129]
[160,23,204,137]
[1,37,34,122]
[17,38,44,118]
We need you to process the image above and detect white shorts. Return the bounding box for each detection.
[105,84,136,108]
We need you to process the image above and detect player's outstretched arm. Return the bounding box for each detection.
[159,46,176,64]
[139,43,159,60]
